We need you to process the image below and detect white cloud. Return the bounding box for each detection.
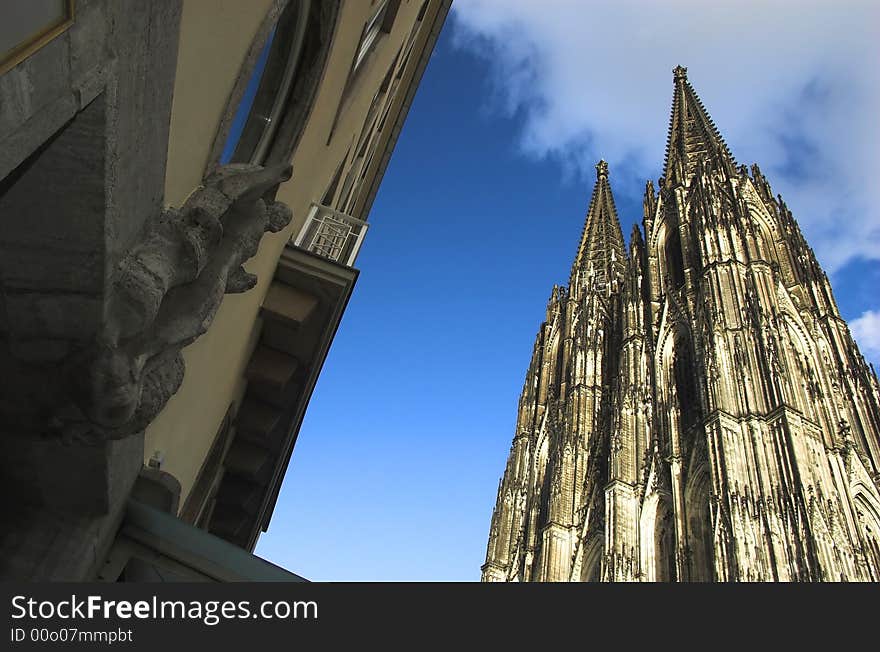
[850,310,880,369]
[451,0,880,273]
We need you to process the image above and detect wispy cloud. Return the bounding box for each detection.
[850,310,880,370]
[451,0,880,273]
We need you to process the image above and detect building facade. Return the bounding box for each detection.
[482,67,880,582]
[0,0,449,580]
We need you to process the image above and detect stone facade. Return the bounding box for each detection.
[482,67,880,582]
[1,0,451,580]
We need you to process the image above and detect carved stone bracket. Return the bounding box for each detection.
[1,163,293,443]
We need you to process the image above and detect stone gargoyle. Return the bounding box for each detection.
[1,163,293,442]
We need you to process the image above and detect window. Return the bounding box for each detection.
[673,341,700,430]
[354,52,399,158]
[353,0,401,75]
[220,0,312,165]
[353,2,388,72]
[665,229,685,290]
[325,1,400,145]
[220,29,276,164]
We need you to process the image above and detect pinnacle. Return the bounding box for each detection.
[570,161,627,292]
[662,67,736,186]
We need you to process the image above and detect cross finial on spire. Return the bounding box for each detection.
[596,160,609,179]
[673,65,688,82]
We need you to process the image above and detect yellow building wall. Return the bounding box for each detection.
[146,0,431,508]
[164,0,277,207]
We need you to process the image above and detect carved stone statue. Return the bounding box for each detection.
[3,163,293,443]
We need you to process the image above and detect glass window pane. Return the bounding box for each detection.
[220,28,276,165]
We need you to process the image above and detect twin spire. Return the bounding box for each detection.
[572,66,734,290]
[570,159,626,292]
[662,65,735,186]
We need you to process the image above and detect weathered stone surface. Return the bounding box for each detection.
[105,0,184,270]
[5,338,71,363]
[0,92,78,181]
[0,34,71,141]
[0,432,143,580]
[0,93,107,299]
[0,163,292,444]
[4,291,103,341]
[69,0,109,84]
[0,0,193,583]
[0,65,32,139]
[0,1,184,279]
[73,62,112,110]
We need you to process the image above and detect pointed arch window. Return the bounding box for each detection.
[673,339,700,430]
[665,228,685,290]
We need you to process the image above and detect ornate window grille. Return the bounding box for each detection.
[293,202,368,267]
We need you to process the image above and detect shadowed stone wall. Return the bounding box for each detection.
[0,0,184,580]
[0,94,106,359]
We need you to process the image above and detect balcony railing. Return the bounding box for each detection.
[292,202,368,267]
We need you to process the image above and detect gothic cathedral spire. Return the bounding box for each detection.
[662,65,736,188]
[570,160,627,297]
[483,67,880,583]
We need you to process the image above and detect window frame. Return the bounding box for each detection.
[223,0,312,165]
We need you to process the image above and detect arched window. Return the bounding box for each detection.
[211,0,340,170]
[665,228,685,290]
[221,0,312,165]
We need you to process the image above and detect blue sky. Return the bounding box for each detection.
[255,2,880,581]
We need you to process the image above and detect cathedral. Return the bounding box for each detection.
[482,66,880,582]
